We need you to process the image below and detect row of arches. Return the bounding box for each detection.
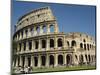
[14,24,55,40]
[18,38,63,51]
[14,54,72,67]
[80,43,94,50]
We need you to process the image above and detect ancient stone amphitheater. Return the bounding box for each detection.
[12,7,96,73]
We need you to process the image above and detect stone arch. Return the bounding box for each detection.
[18,56,20,66]
[87,44,89,50]
[35,40,39,49]
[29,41,32,50]
[30,27,33,35]
[50,24,54,32]
[58,55,63,65]
[67,41,69,47]
[90,44,91,49]
[79,55,84,64]
[88,55,91,63]
[25,29,28,37]
[50,39,54,48]
[80,43,83,48]
[43,25,47,33]
[85,55,88,61]
[14,56,17,67]
[28,56,31,67]
[71,40,76,47]
[75,55,78,60]
[21,31,23,38]
[34,57,38,67]
[49,55,54,66]
[84,44,86,50]
[19,43,21,51]
[23,42,26,51]
[66,54,72,65]
[58,38,63,47]
[22,56,25,67]
[83,39,86,42]
[41,56,46,66]
[42,39,46,48]
[36,26,40,34]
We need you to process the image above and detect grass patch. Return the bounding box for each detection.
[32,65,96,73]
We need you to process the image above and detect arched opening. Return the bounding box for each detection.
[34,57,38,67]
[84,44,86,50]
[50,39,54,48]
[21,31,23,38]
[41,56,46,66]
[36,26,40,34]
[28,56,31,67]
[79,55,84,64]
[66,54,72,65]
[75,55,78,60]
[18,33,20,39]
[67,41,69,47]
[90,44,91,49]
[35,40,39,49]
[49,55,54,66]
[23,42,26,51]
[25,29,28,37]
[19,43,21,51]
[80,43,83,48]
[71,40,76,47]
[14,57,17,67]
[85,55,88,61]
[88,55,91,62]
[87,44,89,50]
[29,41,32,50]
[58,55,63,65]
[22,56,25,67]
[18,56,20,66]
[43,25,46,33]
[30,28,33,35]
[42,40,46,48]
[83,39,86,42]
[50,25,54,32]
[58,38,63,47]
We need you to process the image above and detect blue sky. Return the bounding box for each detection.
[11,1,96,37]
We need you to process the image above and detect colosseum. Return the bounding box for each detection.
[12,6,96,73]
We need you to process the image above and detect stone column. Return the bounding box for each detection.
[54,36,57,49]
[63,36,67,49]
[54,22,59,33]
[46,38,50,51]
[40,26,43,34]
[28,28,31,37]
[21,43,24,53]
[19,56,22,66]
[83,55,87,64]
[47,24,50,34]
[34,26,37,36]
[24,56,28,67]
[54,54,58,67]
[26,41,29,51]
[19,32,21,40]
[31,56,34,67]
[32,40,35,51]
[39,39,41,51]
[38,55,41,67]
[46,54,49,67]
[16,57,18,67]
[23,30,25,39]
[17,43,19,52]
[63,54,66,66]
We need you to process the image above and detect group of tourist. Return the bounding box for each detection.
[13,66,33,74]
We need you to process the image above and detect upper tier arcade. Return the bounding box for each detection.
[15,7,58,32]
